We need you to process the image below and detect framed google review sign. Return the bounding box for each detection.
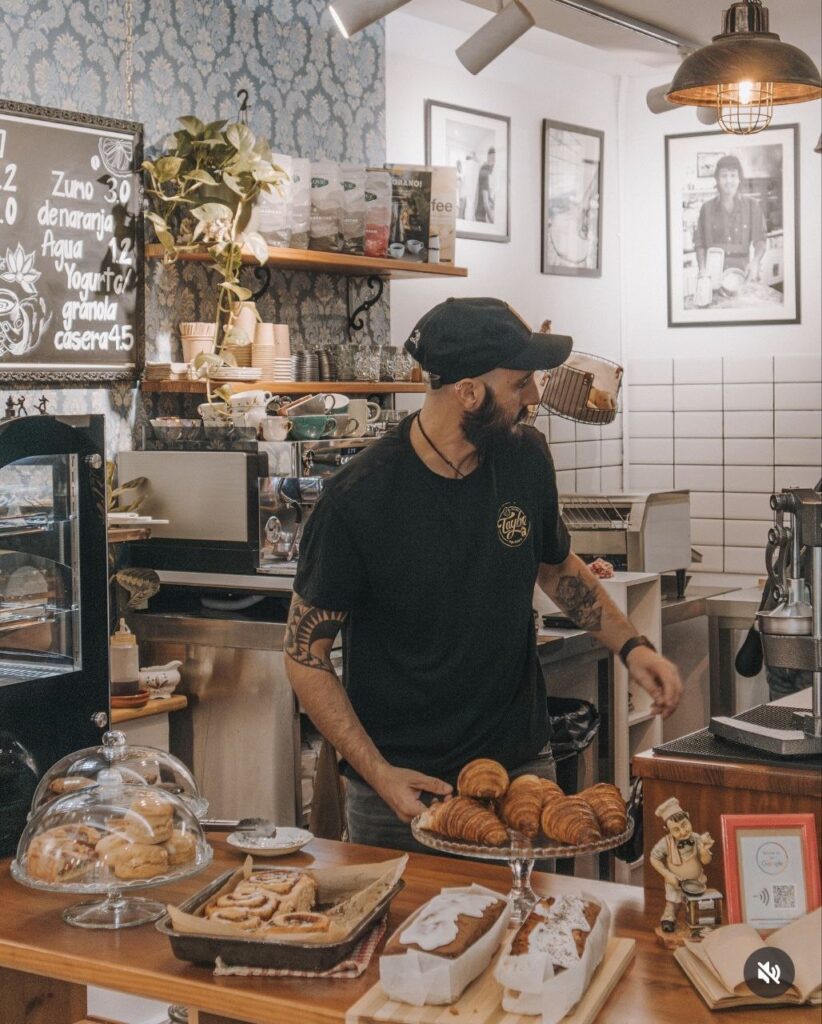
[0,99,143,384]
[722,813,821,931]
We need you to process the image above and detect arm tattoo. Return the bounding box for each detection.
[284,595,347,674]
[554,575,602,632]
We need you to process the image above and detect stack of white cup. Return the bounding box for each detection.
[223,301,257,367]
[252,324,278,378]
[179,322,217,364]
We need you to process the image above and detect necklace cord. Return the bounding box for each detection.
[415,413,469,479]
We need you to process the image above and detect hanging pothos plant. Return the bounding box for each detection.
[142,116,284,353]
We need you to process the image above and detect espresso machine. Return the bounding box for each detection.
[710,486,822,757]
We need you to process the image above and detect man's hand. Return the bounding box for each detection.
[627,646,683,719]
[745,260,760,282]
[372,764,452,823]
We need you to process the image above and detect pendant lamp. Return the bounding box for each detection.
[666,0,822,135]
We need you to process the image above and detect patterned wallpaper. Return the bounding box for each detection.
[0,0,387,455]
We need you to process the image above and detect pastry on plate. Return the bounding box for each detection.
[578,783,627,837]
[540,796,602,846]
[500,774,543,839]
[419,796,508,846]
[456,758,509,800]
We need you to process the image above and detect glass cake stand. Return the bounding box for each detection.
[411,818,634,924]
[11,849,213,929]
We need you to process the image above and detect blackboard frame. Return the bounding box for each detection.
[0,98,144,385]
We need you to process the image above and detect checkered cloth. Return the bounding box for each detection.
[212,916,387,979]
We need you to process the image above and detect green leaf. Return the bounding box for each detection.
[243,231,269,265]
[219,282,253,300]
[154,156,184,182]
[156,228,175,248]
[225,122,255,152]
[141,159,156,174]
[204,119,228,136]
[146,211,168,229]
[178,115,205,136]
[221,172,244,196]
[185,168,218,185]
[191,202,233,222]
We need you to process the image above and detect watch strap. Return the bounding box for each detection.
[619,634,657,668]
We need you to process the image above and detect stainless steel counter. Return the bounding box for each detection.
[706,587,764,716]
[661,585,738,627]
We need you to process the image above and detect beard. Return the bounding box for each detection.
[461,384,527,457]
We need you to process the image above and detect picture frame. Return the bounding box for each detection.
[425,99,510,243]
[665,124,800,327]
[541,119,603,277]
[0,98,144,385]
[722,813,821,931]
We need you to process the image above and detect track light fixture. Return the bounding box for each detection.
[666,0,822,135]
[329,0,410,39]
[646,79,719,125]
[456,1,536,75]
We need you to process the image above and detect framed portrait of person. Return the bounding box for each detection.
[425,100,510,243]
[722,813,821,931]
[665,124,800,327]
[541,119,603,277]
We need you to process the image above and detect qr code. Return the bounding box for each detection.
[773,885,796,909]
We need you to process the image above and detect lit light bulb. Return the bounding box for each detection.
[737,80,754,104]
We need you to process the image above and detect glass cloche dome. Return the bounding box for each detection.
[31,730,208,820]
[14,767,212,928]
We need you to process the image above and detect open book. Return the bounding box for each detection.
[675,908,821,1009]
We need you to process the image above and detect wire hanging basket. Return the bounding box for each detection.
[539,352,623,425]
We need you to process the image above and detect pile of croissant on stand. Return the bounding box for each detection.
[418,758,627,848]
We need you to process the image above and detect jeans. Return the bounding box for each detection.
[345,747,557,854]
[766,666,812,701]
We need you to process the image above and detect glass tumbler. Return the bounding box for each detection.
[335,344,356,381]
[353,344,380,382]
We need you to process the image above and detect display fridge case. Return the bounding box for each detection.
[0,415,110,855]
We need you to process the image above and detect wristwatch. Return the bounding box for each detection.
[619,635,657,668]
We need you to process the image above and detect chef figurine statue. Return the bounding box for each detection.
[650,796,714,934]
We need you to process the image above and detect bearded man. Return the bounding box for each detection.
[285,298,682,852]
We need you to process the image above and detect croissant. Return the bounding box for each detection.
[457,758,509,801]
[539,796,602,846]
[500,774,543,839]
[419,796,508,846]
[539,778,564,808]
[578,783,627,837]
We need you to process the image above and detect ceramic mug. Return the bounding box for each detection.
[228,390,273,412]
[347,399,381,435]
[290,415,336,440]
[326,415,359,438]
[285,393,335,416]
[406,238,424,256]
[259,416,293,441]
[198,401,229,423]
[388,242,405,259]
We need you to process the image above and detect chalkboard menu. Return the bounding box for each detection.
[0,99,143,384]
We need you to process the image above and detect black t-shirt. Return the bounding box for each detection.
[293,416,571,784]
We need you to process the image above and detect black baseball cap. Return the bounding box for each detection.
[404,297,573,385]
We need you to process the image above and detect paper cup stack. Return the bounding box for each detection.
[179,322,216,364]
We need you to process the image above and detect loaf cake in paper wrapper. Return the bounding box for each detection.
[379,883,511,1005]
[167,855,406,944]
[495,891,611,1022]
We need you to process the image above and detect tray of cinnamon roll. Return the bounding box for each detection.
[412,758,632,858]
[158,854,406,971]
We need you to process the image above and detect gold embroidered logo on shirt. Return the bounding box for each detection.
[497,503,530,547]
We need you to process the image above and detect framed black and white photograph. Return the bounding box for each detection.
[425,99,510,243]
[665,124,799,328]
[541,119,603,277]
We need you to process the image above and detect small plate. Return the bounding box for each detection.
[226,826,314,857]
[111,689,151,709]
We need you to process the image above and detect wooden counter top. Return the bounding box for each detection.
[0,837,817,1024]
[110,694,188,725]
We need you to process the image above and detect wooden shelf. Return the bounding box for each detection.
[145,243,467,280]
[140,379,425,395]
[110,694,188,724]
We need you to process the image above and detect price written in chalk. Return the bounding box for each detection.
[0,130,19,225]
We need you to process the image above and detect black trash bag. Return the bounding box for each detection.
[546,696,600,762]
[614,777,643,863]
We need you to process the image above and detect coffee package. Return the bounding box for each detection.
[340,163,366,254]
[428,165,457,265]
[364,169,391,258]
[309,159,343,252]
[385,164,432,262]
[289,158,311,249]
[247,152,292,247]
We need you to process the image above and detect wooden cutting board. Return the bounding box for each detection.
[345,936,636,1024]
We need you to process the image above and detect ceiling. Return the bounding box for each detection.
[405,0,822,75]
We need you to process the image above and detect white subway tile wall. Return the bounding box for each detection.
[628,355,822,574]
[541,412,624,496]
